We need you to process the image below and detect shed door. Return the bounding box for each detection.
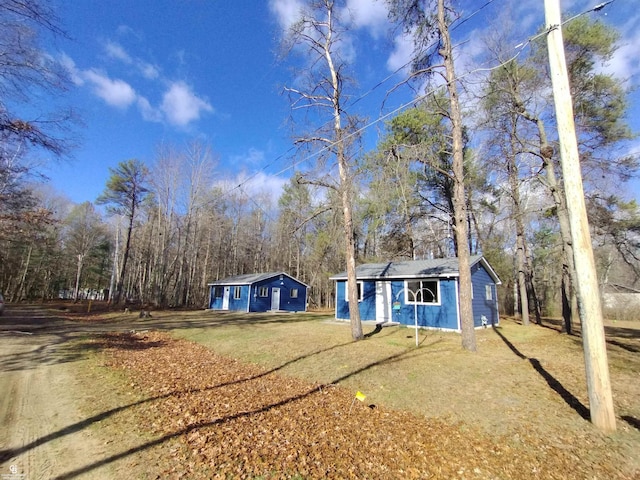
[271,288,281,311]
[375,281,392,323]
[222,287,230,310]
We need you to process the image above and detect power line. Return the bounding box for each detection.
[200,0,618,216]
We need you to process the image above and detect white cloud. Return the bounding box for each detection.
[137,96,163,122]
[231,148,266,166]
[83,69,137,108]
[221,171,288,203]
[139,62,160,80]
[344,0,388,35]
[387,32,414,72]
[59,53,84,86]
[603,30,640,83]
[161,81,213,127]
[104,40,132,63]
[104,40,160,80]
[269,0,305,32]
[245,171,288,199]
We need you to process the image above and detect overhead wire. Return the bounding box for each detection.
[203,0,617,217]
[214,0,505,210]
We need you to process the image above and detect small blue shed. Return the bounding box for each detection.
[208,272,308,313]
[330,256,501,331]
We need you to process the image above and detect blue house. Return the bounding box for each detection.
[330,256,501,331]
[208,272,308,313]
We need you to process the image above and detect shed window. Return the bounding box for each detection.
[233,286,242,299]
[259,286,268,297]
[290,288,298,298]
[485,285,493,301]
[344,281,363,302]
[213,287,223,298]
[405,280,439,305]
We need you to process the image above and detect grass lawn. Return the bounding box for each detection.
[51,302,640,477]
[170,312,640,441]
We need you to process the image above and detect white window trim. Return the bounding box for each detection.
[485,284,493,301]
[233,286,242,300]
[404,279,441,306]
[344,280,364,302]
[259,286,268,297]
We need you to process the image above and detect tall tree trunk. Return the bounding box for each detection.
[16,243,33,302]
[323,3,362,340]
[518,103,578,332]
[438,0,475,351]
[73,254,85,303]
[506,143,530,325]
[116,206,135,304]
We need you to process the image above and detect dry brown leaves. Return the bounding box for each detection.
[95,331,633,479]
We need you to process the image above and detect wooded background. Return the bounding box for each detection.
[1,1,638,324]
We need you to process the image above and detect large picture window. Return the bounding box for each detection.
[405,280,439,305]
[344,281,363,302]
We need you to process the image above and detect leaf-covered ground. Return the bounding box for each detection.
[95,331,636,479]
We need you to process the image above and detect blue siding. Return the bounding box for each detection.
[231,285,250,311]
[334,259,500,331]
[248,277,307,312]
[471,263,500,327]
[389,279,459,330]
[209,274,308,312]
[210,287,222,309]
[336,278,460,329]
[335,280,377,321]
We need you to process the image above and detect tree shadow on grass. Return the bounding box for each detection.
[492,326,590,421]
[1,329,429,478]
[50,342,429,479]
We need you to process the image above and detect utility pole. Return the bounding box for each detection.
[544,0,616,433]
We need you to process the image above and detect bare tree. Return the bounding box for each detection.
[63,201,107,302]
[0,0,74,184]
[278,0,364,340]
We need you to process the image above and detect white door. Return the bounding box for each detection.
[222,286,230,310]
[375,281,392,323]
[271,287,281,311]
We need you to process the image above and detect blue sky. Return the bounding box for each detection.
[39,0,640,205]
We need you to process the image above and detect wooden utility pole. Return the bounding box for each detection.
[544,0,616,433]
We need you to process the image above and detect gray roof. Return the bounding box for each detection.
[330,255,501,284]
[208,272,309,287]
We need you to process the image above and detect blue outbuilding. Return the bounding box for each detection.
[330,256,501,331]
[208,272,308,313]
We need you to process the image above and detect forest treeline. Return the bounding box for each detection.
[1,1,638,325]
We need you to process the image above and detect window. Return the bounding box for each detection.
[214,287,223,298]
[290,288,298,298]
[485,285,493,301]
[259,286,268,297]
[233,286,242,299]
[405,280,439,304]
[344,281,363,302]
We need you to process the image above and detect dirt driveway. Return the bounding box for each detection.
[0,305,153,480]
[1,304,638,479]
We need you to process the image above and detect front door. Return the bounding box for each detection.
[271,287,281,311]
[375,281,391,323]
[222,286,230,310]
